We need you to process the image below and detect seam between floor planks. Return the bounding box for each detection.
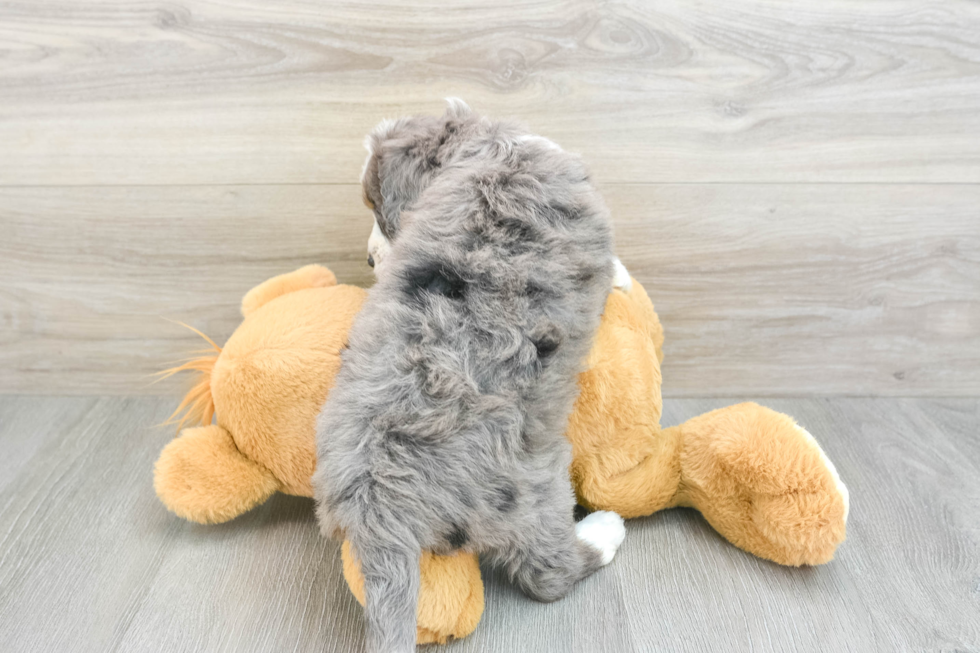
[1,396,977,652]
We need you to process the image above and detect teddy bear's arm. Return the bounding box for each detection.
[154,424,281,524]
[341,541,484,645]
[240,264,337,317]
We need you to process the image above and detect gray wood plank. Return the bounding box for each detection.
[2,184,977,396]
[0,395,362,653]
[1,396,978,652]
[1,0,979,185]
[637,397,980,653]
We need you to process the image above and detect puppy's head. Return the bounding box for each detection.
[361,98,476,275]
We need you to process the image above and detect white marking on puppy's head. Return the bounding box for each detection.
[362,118,399,276]
[367,216,392,276]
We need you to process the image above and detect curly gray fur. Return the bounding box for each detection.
[314,102,615,653]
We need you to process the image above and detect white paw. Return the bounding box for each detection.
[612,258,632,293]
[575,510,626,565]
[368,217,392,277]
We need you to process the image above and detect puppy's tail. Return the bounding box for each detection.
[348,520,422,653]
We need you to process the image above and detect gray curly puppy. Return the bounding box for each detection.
[314,101,625,653]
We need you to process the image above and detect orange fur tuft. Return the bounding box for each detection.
[154,321,222,433]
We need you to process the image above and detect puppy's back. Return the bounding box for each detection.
[315,115,613,653]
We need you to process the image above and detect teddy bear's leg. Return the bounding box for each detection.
[154,424,281,524]
[672,403,848,565]
[342,542,484,645]
[574,425,684,519]
[240,264,337,317]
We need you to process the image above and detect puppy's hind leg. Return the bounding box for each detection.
[504,505,625,603]
[575,509,628,565]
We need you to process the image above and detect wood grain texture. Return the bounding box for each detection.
[0,185,374,394]
[608,183,980,396]
[1,396,977,652]
[2,2,977,650]
[1,0,980,185]
[2,184,977,396]
[1,1,979,395]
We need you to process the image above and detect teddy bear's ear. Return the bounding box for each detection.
[154,424,280,524]
[241,264,337,317]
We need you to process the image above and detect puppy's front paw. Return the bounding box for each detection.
[612,258,632,293]
[575,510,626,565]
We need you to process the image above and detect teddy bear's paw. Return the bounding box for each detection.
[612,258,632,293]
[792,425,850,523]
[575,510,626,565]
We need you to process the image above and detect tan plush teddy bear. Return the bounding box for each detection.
[154,264,847,644]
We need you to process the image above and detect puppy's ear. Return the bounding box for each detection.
[443,97,472,119]
[362,119,397,174]
[365,107,474,240]
[362,119,401,238]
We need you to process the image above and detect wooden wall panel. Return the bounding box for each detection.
[0,0,979,185]
[607,183,980,396]
[1,184,976,395]
[1,0,978,394]
[0,185,373,394]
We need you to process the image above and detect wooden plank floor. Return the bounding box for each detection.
[1,395,977,652]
